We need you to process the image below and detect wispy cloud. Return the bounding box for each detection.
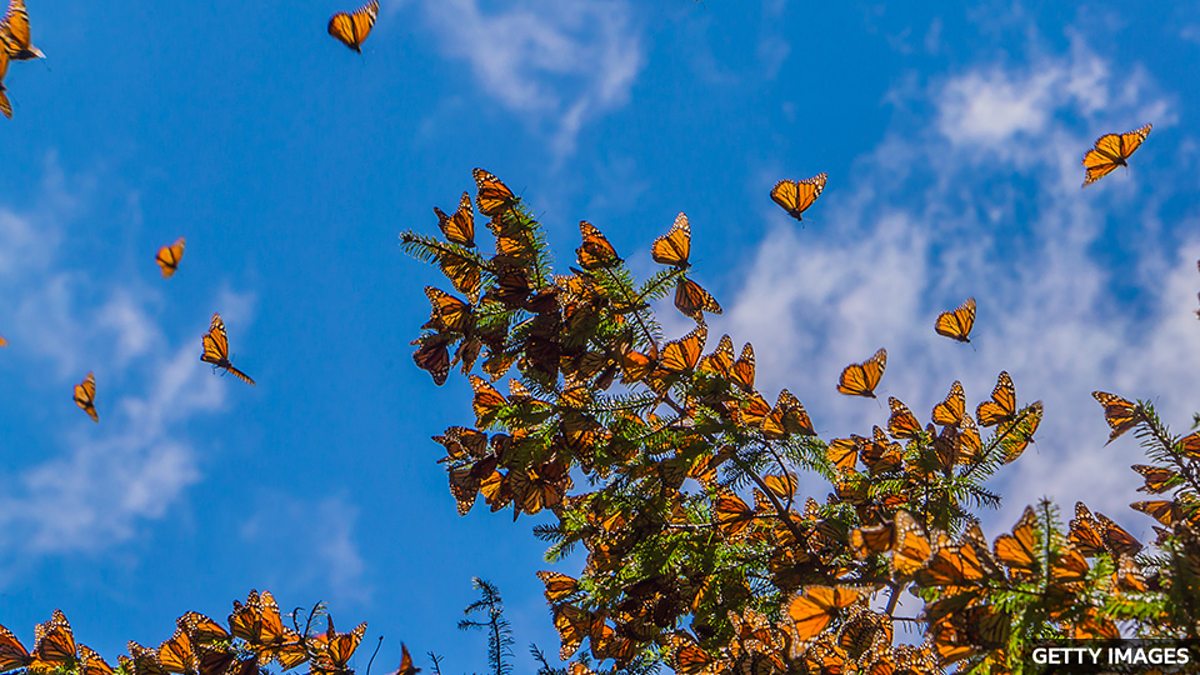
[408,0,643,157]
[714,33,1196,537]
[239,494,370,605]
[0,159,253,576]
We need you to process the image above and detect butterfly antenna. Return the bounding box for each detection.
[364,636,383,675]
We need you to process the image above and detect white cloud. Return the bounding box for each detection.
[410,0,643,157]
[239,495,370,605]
[714,36,1196,540]
[0,161,254,574]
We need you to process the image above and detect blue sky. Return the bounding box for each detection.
[1,0,1199,671]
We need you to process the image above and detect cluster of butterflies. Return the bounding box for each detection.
[0,0,378,119]
[62,238,253,424]
[0,591,420,675]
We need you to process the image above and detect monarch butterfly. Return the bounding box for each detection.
[0,623,31,672]
[788,586,860,640]
[770,173,827,221]
[976,371,1016,427]
[698,334,734,379]
[1082,123,1151,187]
[29,610,76,674]
[891,511,931,576]
[886,397,921,440]
[200,313,254,385]
[1051,545,1090,590]
[993,507,1038,580]
[423,287,471,334]
[575,221,621,270]
[763,389,815,438]
[308,618,367,675]
[836,348,887,397]
[77,646,112,675]
[155,629,196,675]
[673,278,721,321]
[176,612,230,645]
[434,192,475,248]
[155,237,186,278]
[73,372,98,423]
[1070,502,1142,557]
[934,297,975,343]
[121,642,166,675]
[411,333,451,385]
[327,0,379,52]
[1,0,43,60]
[850,522,892,558]
[931,380,965,427]
[826,437,859,472]
[552,605,600,661]
[651,212,690,268]
[227,591,306,669]
[395,644,419,675]
[997,400,1042,463]
[668,633,718,675]
[469,374,506,425]
[1092,391,1139,444]
[1180,431,1200,459]
[652,325,706,379]
[536,571,579,603]
[1131,464,1177,494]
[714,491,754,538]
[472,168,517,217]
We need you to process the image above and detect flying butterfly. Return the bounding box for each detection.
[308,618,368,675]
[155,237,186,278]
[396,644,420,675]
[651,212,691,268]
[1082,123,1151,187]
[673,278,721,322]
[327,0,379,52]
[770,172,827,221]
[433,192,475,248]
[200,313,255,385]
[836,347,887,398]
[976,371,1016,427]
[1092,391,1139,444]
[2,0,44,61]
[472,168,517,217]
[934,297,975,343]
[73,372,98,423]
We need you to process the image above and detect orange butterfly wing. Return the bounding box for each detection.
[651,212,691,268]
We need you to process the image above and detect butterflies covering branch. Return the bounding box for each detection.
[0,591,416,675]
[402,169,1200,672]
